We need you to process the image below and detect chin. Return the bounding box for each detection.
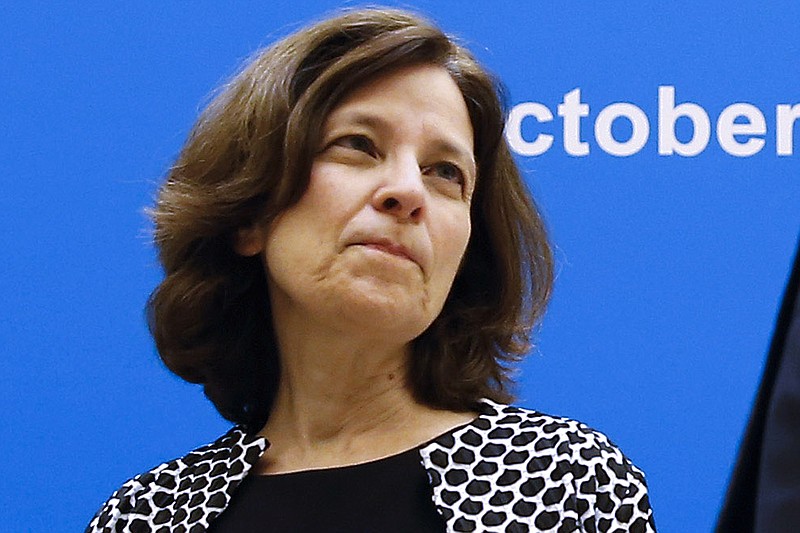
[333,284,439,340]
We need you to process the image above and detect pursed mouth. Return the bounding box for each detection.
[351,240,418,265]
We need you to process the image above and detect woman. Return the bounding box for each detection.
[88,7,655,533]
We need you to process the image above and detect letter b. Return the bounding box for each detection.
[658,86,711,156]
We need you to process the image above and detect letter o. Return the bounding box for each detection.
[595,103,650,157]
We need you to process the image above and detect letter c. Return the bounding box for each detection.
[506,102,554,156]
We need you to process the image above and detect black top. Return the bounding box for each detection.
[208,446,445,532]
[718,241,800,533]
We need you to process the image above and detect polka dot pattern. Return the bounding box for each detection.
[86,429,267,533]
[420,400,655,532]
[86,400,655,532]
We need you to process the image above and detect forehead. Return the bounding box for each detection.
[325,64,474,150]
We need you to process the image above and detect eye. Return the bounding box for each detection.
[423,162,464,184]
[332,134,378,157]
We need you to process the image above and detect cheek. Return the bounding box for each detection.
[262,217,296,285]
[264,176,341,260]
[263,209,322,278]
[434,212,472,282]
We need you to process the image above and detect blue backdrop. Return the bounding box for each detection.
[2,2,798,531]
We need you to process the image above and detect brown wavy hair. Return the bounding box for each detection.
[147,7,553,430]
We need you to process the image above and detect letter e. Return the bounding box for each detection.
[717,103,766,157]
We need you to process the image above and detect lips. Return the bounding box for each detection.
[347,236,422,268]
[360,239,414,261]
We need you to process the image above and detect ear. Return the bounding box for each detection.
[233,224,266,257]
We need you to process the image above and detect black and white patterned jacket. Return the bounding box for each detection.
[87,400,656,532]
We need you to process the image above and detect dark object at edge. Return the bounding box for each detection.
[717,238,800,532]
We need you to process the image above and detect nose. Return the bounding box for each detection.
[372,155,425,222]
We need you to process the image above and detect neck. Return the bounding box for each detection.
[268,333,416,443]
[255,308,474,474]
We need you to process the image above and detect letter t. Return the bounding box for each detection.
[557,88,590,156]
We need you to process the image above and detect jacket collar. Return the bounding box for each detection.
[131,400,501,530]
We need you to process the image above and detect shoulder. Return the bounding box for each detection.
[420,399,655,532]
[85,427,267,533]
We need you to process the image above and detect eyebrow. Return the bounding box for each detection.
[327,110,477,175]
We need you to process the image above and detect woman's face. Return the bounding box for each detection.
[251,64,476,342]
